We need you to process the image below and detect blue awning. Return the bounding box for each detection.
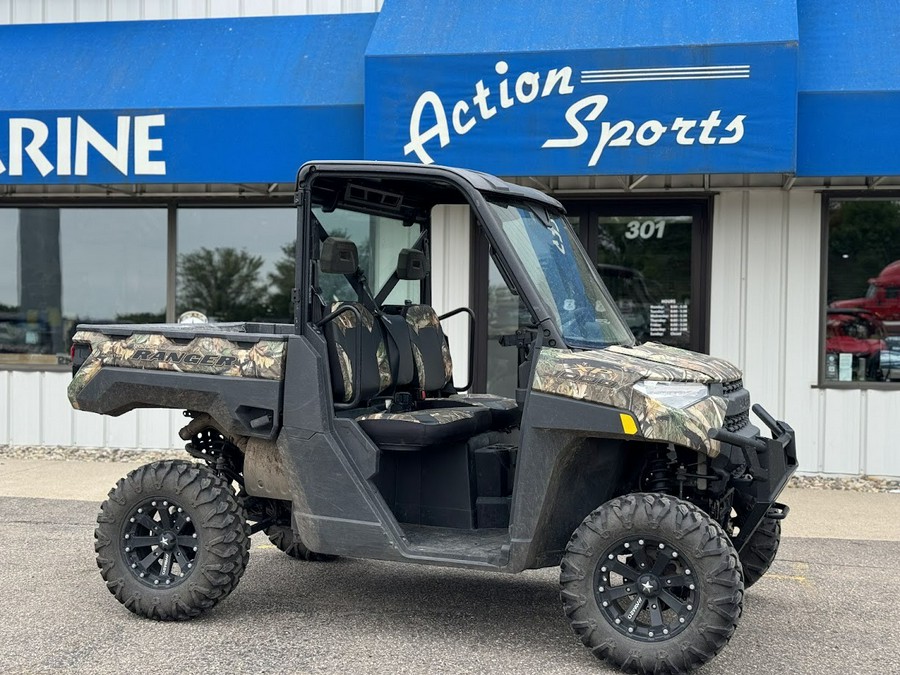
[796,0,900,176]
[364,0,799,176]
[0,14,376,184]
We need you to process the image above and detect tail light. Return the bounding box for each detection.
[71,341,92,376]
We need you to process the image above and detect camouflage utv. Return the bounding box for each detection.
[69,161,796,674]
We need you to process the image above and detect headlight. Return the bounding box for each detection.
[633,381,709,409]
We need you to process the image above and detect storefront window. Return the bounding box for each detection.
[0,208,167,366]
[176,208,296,322]
[824,198,900,384]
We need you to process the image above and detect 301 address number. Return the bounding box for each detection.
[624,220,666,240]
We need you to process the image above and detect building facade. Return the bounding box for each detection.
[1,0,899,477]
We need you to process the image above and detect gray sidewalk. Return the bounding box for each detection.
[2,456,899,541]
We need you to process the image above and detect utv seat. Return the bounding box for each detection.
[357,406,491,450]
[323,302,491,448]
[448,393,521,429]
[319,237,492,450]
[400,300,521,430]
[380,246,520,428]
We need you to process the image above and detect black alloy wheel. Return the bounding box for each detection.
[121,497,199,587]
[95,459,250,620]
[560,493,744,673]
[594,536,699,641]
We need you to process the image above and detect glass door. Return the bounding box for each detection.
[565,200,711,354]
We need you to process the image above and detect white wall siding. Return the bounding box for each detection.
[781,190,824,472]
[40,371,74,446]
[0,0,382,24]
[712,189,822,474]
[9,370,42,444]
[0,371,8,444]
[71,397,106,447]
[864,390,898,477]
[820,389,863,474]
[711,189,900,477]
[431,204,472,390]
[0,370,183,450]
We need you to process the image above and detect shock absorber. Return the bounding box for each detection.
[642,448,678,494]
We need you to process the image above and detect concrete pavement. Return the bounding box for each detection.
[2,456,898,541]
[0,458,145,502]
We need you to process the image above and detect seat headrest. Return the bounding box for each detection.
[321,237,358,275]
[397,248,429,280]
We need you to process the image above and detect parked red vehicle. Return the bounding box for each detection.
[831,260,900,334]
[825,309,887,380]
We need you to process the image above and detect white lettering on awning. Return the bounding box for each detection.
[0,114,167,178]
[403,60,750,168]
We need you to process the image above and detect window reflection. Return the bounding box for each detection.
[0,208,166,366]
[176,208,295,322]
[596,215,693,348]
[826,199,900,383]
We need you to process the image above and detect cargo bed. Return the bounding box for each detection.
[67,322,291,439]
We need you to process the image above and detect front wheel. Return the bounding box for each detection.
[560,493,743,674]
[739,515,781,588]
[94,460,250,620]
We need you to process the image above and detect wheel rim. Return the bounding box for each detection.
[121,497,199,588]
[593,537,699,642]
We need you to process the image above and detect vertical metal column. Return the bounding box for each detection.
[166,206,177,322]
[294,187,310,334]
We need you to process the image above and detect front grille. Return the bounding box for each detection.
[723,378,743,395]
[724,410,750,432]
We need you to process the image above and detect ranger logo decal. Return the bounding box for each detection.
[131,349,237,367]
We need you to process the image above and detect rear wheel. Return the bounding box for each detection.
[94,460,250,620]
[265,523,336,562]
[739,516,781,588]
[560,493,743,674]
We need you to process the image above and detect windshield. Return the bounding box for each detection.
[488,200,634,349]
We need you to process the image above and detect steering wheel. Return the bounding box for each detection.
[560,305,604,342]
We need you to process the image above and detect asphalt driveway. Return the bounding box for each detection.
[1,489,898,675]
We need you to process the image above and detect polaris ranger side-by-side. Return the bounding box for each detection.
[69,161,796,674]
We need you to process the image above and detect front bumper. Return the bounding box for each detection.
[709,404,798,551]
